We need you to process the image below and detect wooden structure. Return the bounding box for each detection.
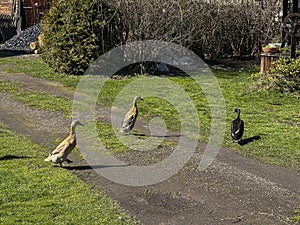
[260,0,300,73]
[21,0,53,28]
[281,0,300,58]
[260,54,280,73]
[0,0,20,42]
[0,0,53,30]
[0,0,14,15]
[0,0,53,42]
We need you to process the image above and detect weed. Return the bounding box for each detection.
[291,209,300,223]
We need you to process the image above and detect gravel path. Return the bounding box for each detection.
[0,69,299,225]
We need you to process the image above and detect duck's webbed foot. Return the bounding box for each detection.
[66,159,73,163]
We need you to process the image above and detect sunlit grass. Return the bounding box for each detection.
[0,79,22,93]
[96,121,130,153]
[0,57,299,171]
[215,70,300,170]
[291,209,300,223]
[0,57,80,88]
[14,91,72,118]
[0,122,137,225]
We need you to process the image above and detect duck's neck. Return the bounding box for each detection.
[70,125,76,135]
[237,111,241,119]
[133,99,138,107]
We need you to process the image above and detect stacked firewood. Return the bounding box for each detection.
[30,34,43,54]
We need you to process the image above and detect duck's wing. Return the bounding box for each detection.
[231,119,244,136]
[51,144,66,155]
[122,107,137,129]
[44,139,68,162]
[239,119,244,135]
[50,136,71,155]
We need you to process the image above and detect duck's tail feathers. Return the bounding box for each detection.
[44,154,52,162]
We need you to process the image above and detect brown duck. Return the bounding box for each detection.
[121,96,143,134]
[44,120,83,167]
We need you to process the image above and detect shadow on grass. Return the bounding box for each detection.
[0,49,30,58]
[0,155,31,160]
[238,135,261,146]
[132,133,181,138]
[65,164,130,171]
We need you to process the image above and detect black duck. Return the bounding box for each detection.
[231,108,244,142]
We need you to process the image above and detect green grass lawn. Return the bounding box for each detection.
[0,57,299,173]
[0,56,299,223]
[0,122,137,225]
[15,91,72,117]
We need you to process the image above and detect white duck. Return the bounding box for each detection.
[44,120,83,167]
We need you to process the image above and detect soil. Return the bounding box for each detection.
[0,56,299,225]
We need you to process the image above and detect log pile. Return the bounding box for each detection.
[0,23,41,51]
[30,34,43,54]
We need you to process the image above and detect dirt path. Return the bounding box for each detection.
[0,70,299,225]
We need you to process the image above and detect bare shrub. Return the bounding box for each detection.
[42,0,282,74]
[116,0,202,46]
[115,0,282,59]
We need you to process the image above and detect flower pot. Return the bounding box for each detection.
[262,47,278,54]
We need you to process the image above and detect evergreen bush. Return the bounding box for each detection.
[41,0,121,75]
